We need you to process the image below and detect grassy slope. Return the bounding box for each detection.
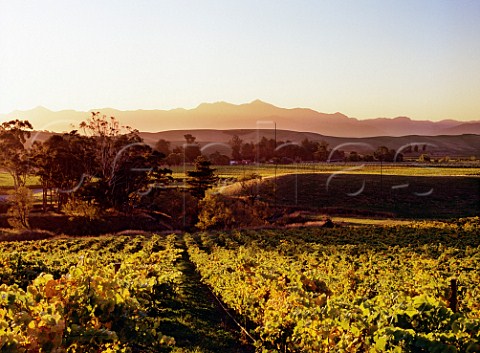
[0,173,41,190]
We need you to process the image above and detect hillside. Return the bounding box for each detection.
[27,128,480,158]
[142,129,480,158]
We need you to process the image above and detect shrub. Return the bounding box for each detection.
[7,186,34,229]
[62,199,101,221]
[197,193,272,230]
[141,189,198,230]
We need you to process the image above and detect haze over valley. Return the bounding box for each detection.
[4,100,480,138]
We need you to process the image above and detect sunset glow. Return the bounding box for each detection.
[1,0,479,121]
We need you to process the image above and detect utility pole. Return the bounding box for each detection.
[274,122,277,212]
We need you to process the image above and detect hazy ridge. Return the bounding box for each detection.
[2,100,480,138]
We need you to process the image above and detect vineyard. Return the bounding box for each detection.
[0,235,184,352]
[0,235,248,353]
[1,218,480,352]
[186,218,480,352]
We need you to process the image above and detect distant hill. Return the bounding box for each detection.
[27,129,480,158]
[2,100,480,137]
[140,129,480,158]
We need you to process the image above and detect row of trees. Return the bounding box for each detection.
[0,115,219,229]
[228,135,403,163]
[155,134,404,165]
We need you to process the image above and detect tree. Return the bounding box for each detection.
[155,139,171,157]
[7,186,34,229]
[256,137,275,162]
[301,138,318,161]
[241,142,255,161]
[184,134,196,144]
[79,112,171,210]
[183,134,201,163]
[314,141,329,162]
[165,153,183,166]
[0,120,34,190]
[348,151,362,162]
[276,141,304,162]
[104,142,172,210]
[374,146,396,162]
[209,151,230,165]
[186,156,218,198]
[229,135,243,161]
[80,112,136,181]
[31,131,96,210]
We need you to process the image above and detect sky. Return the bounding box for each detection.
[1,0,479,121]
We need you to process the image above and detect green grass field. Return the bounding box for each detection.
[0,163,478,189]
[171,163,480,179]
[0,173,41,191]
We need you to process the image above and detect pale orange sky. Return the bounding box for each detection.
[1,1,479,121]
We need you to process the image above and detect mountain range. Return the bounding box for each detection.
[2,100,480,138]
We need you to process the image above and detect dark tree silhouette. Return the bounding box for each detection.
[241,142,255,161]
[183,134,201,162]
[209,151,230,165]
[229,135,243,161]
[314,141,329,162]
[31,131,96,210]
[155,139,171,157]
[256,137,276,162]
[187,156,219,198]
[301,138,318,161]
[374,146,396,162]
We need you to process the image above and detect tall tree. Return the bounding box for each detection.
[187,156,218,199]
[229,135,243,161]
[183,134,201,163]
[155,139,171,157]
[79,112,171,210]
[0,120,33,190]
[314,141,329,162]
[301,138,318,161]
[256,137,276,162]
[31,131,96,210]
[105,142,171,210]
[241,142,255,161]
